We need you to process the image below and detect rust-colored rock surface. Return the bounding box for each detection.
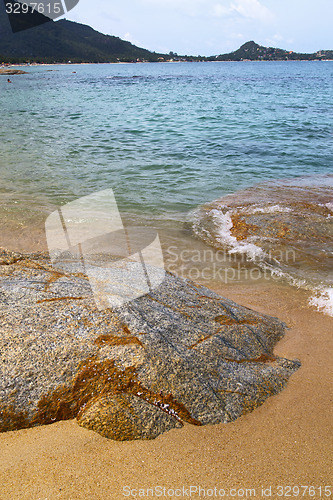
[0,249,300,440]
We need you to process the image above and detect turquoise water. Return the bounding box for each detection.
[1,61,332,314]
[1,61,332,217]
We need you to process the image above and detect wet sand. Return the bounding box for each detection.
[0,281,332,499]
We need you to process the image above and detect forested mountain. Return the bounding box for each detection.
[0,4,163,63]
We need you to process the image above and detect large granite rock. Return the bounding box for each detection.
[0,248,300,440]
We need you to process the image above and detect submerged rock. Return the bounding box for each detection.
[0,69,28,75]
[0,248,300,440]
[192,178,333,280]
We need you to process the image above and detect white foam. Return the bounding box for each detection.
[309,287,333,317]
[325,202,333,212]
[249,204,292,214]
[210,209,265,261]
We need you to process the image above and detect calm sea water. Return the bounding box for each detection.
[1,61,332,213]
[1,61,332,313]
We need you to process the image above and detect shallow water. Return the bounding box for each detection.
[1,62,332,214]
[0,62,332,313]
[192,176,333,315]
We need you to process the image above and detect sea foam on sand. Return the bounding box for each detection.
[309,286,333,317]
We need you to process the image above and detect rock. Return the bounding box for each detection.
[79,393,183,441]
[0,69,28,75]
[0,248,300,440]
[192,179,333,279]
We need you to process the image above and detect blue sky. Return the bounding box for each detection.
[66,0,333,56]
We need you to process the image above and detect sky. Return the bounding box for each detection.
[66,0,333,56]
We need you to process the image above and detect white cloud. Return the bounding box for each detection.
[213,3,232,17]
[123,32,141,46]
[265,34,288,47]
[68,0,331,56]
[140,0,206,15]
[230,0,274,22]
[123,32,133,42]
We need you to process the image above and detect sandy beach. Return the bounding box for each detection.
[0,280,331,500]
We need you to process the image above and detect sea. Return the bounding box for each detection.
[1,61,332,314]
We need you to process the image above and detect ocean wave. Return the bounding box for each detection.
[249,204,292,214]
[192,207,265,260]
[192,176,333,316]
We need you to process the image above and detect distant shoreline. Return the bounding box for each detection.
[2,59,333,71]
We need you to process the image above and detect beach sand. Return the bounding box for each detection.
[0,281,332,499]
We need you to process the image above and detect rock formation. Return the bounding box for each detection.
[0,249,300,440]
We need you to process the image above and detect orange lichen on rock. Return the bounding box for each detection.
[230,213,259,241]
[2,357,201,436]
[224,353,277,364]
[94,334,143,347]
[42,269,67,291]
[276,225,291,238]
[189,315,260,349]
[0,404,30,432]
[36,296,85,304]
[189,329,222,349]
[214,314,258,326]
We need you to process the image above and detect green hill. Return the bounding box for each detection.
[0,4,163,63]
[212,41,332,61]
